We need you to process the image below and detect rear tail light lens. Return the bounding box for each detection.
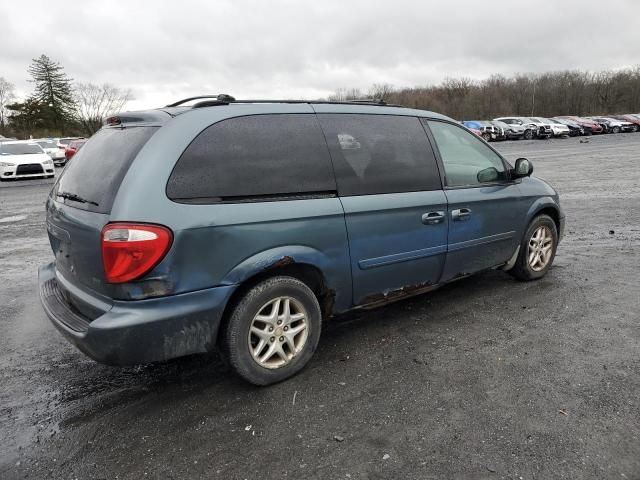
[101,223,173,283]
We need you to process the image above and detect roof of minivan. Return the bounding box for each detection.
[107,101,453,127]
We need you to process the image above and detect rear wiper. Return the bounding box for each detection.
[56,191,99,206]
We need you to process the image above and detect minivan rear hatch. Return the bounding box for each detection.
[47,125,160,298]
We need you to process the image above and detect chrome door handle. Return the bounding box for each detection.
[451,208,472,221]
[422,211,445,225]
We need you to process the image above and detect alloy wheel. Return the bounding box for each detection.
[248,296,309,369]
[528,226,554,272]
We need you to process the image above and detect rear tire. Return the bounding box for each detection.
[509,214,558,281]
[221,276,322,385]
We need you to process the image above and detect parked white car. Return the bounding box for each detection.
[493,117,552,139]
[35,138,67,166]
[530,117,570,137]
[0,141,55,181]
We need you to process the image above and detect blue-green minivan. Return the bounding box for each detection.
[39,96,564,385]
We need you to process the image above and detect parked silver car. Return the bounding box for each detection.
[493,117,550,139]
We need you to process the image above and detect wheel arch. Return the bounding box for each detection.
[527,198,561,233]
[217,246,342,344]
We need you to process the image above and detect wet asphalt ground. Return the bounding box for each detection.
[1,133,639,480]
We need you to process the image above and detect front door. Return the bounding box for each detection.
[315,111,448,305]
[425,120,523,282]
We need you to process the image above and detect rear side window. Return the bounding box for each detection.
[55,127,158,213]
[317,114,441,196]
[166,114,336,203]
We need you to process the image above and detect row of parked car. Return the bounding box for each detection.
[462,114,640,141]
[0,136,86,181]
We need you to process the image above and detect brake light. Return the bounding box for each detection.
[101,223,173,283]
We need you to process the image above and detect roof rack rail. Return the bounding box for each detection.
[164,96,403,109]
[344,98,387,105]
[165,94,236,107]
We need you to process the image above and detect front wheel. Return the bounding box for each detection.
[221,276,322,385]
[509,214,558,281]
[523,129,533,140]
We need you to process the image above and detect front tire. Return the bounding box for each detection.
[509,214,558,281]
[523,129,533,140]
[222,276,322,385]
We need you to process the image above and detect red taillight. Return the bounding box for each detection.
[101,223,173,283]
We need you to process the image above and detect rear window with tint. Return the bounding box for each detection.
[166,114,336,203]
[55,127,158,213]
[316,114,441,196]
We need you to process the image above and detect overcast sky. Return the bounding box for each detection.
[2,0,639,110]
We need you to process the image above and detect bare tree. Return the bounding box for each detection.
[328,87,365,101]
[74,82,133,134]
[0,77,16,131]
[368,83,395,101]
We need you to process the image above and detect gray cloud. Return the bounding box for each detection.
[2,0,639,109]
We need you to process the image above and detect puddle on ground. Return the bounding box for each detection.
[0,215,28,223]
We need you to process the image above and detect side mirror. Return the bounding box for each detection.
[513,158,533,178]
[477,166,499,183]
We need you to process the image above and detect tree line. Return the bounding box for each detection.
[329,67,640,120]
[3,59,639,139]
[0,54,132,139]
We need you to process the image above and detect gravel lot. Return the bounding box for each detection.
[1,134,639,480]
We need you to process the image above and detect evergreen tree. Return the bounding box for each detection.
[27,54,75,131]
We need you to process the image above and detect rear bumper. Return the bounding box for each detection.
[38,262,236,365]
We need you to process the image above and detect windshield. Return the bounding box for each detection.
[36,140,57,148]
[0,143,44,155]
